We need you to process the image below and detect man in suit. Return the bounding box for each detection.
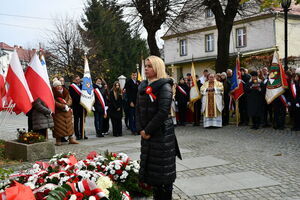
[69,75,87,140]
[125,72,140,135]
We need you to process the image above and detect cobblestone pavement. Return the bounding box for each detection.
[1,114,300,199]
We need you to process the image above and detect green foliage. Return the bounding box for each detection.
[0,140,4,160]
[107,185,123,200]
[81,0,148,85]
[47,184,72,200]
[259,0,299,9]
[118,171,153,197]
[0,168,13,180]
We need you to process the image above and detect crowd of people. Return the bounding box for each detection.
[27,62,300,146]
[24,54,300,200]
[175,66,300,131]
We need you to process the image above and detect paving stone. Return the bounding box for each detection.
[177,155,230,170]
[175,171,279,196]
[1,114,300,199]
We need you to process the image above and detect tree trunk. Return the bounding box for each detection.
[147,29,161,57]
[215,21,233,73]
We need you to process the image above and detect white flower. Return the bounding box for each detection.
[120,171,128,179]
[89,196,96,200]
[89,162,96,167]
[133,169,139,173]
[96,176,113,189]
[125,166,131,171]
[103,188,110,196]
[114,165,121,170]
[110,170,115,175]
[32,164,40,169]
[24,182,35,190]
[113,175,119,180]
[69,194,77,200]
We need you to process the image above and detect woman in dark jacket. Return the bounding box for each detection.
[175,77,189,126]
[31,98,54,137]
[108,81,123,137]
[102,82,110,135]
[136,55,181,200]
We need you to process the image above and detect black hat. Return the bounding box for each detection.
[250,71,258,76]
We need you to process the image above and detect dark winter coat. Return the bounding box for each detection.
[93,84,106,114]
[125,79,140,105]
[69,82,84,113]
[245,81,264,117]
[108,90,123,119]
[175,83,189,105]
[52,87,74,138]
[136,78,181,186]
[31,98,54,131]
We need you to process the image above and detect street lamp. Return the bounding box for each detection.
[281,0,291,71]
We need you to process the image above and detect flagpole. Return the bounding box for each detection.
[82,108,86,139]
[236,99,239,127]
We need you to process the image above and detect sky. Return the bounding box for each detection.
[0,0,164,49]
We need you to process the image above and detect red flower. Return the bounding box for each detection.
[84,190,92,196]
[87,151,98,160]
[75,192,84,200]
[116,170,123,175]
[35,192,44,200]
[44,189,51,195]
[37,178,45,184]
[112,153,117,157]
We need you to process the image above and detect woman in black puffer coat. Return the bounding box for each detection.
[31,98,54,137]
[136,55,181,200]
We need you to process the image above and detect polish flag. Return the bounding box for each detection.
[6,50,33,114]
[0,71,6,111]
[25,53,55,112]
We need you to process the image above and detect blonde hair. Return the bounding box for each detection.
[146,55,168,79]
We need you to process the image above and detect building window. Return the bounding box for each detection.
[236,27,247,47]
[179,39,187,56]
[205,34,214,52]
[205,9,214,18]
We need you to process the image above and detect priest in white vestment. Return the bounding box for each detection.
[200,74,224,128]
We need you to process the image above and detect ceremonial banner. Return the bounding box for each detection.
[188,62,201,112]
[230,55,244,100]
[265,51,288,104]
[80,56,95,112]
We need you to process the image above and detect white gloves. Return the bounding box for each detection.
[92,106,95,111]
[64,105,70,112]
[296,103,300,108]
[175,101,178,105]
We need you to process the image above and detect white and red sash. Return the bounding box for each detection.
[291,82,297,99]
[70,83,82,95]
[94,88,107,114]
[177,85,187,96]
[279,95,288,107]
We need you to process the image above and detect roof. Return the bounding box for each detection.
[272,2,300,15]
[0,42,36,62]
[0,42,14,51]
[162,1,300,40]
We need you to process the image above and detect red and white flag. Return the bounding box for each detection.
[0,71,6,111]
[6,50,33,114]
[25,53,55,112]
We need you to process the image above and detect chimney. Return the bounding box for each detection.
[14,45,18,48]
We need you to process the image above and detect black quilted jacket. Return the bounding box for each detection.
[136,78,181,186]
